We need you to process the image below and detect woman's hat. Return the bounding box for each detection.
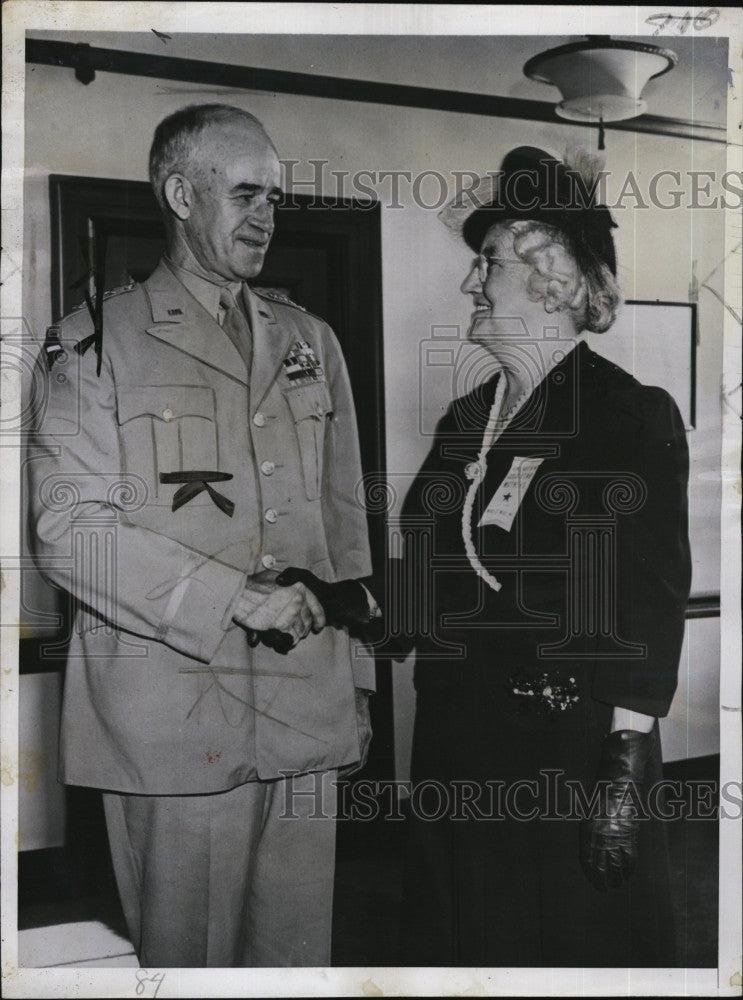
[441,145,618,277]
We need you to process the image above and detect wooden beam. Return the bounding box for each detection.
[26,38,727,145]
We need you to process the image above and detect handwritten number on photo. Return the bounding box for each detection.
[646,8,720,35]
[136,970,166,998]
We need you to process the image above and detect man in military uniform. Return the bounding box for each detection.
[29,104,375,967]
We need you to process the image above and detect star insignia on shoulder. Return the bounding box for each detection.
[253,287,307,312]
[70,281,137,314]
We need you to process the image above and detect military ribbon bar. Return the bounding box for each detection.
[282,340,324,384]
[159,471,235,517]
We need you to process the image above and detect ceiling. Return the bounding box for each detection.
[29,31,730,127]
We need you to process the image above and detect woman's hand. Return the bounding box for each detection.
[580,728,655,891]
[276,566,374,629]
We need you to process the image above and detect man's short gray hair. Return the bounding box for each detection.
[149,104,268,209]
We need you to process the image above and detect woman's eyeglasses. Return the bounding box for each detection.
[474,254,529,283]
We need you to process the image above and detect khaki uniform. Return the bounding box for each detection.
[28,260,374,964]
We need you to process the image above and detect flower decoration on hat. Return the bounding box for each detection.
[439,144,619,281]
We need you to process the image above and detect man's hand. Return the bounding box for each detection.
[232,571,326,650]
[580,729,655,891]
[276,567,373,630]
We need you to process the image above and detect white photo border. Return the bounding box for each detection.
[2,3,741,997]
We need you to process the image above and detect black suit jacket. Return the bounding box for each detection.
[376,341,691,718]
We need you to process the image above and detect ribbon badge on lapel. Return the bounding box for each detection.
[478,456,544,532]
[159,471,235,517]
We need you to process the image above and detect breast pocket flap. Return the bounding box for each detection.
[116,385,219,504]
[117,385,216,425]
[283,384,333,424]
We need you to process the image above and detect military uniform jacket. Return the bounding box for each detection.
[29,261,374,794]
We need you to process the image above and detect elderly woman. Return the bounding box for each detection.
[395,146,691,967]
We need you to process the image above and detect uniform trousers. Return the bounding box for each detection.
[103,770,337,967]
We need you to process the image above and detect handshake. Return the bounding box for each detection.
[231,567,376,654]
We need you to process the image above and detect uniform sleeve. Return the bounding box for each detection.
[320,326,375,688]
[27,336,246,665]
[591,387,692,717]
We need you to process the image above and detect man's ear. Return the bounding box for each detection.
[163,174,193,221]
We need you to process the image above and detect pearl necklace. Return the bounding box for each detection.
[461,376,530,594]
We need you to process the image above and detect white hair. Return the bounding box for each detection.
[504,220,621,334]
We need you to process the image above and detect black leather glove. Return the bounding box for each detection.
[244,627,295,655]
[276,567,372,629]
[580,728,655,892]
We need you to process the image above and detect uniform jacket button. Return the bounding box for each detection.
[253,412,266,427]
[261,554,276,569]
[264,508,278,524]
[162,407,174,422]
[261,461,275,476]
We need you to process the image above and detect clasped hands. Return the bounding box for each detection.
[232,567,372,653]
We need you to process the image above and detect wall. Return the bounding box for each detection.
[22,44,727,774]
[19,672,65,851]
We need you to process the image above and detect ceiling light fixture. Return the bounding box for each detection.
[524,36,678,148]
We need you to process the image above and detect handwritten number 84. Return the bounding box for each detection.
[136,970,166,998]
[646,8,720,34]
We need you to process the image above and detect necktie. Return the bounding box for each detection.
[219,286,252,371]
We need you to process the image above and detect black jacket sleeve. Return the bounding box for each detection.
[591,386,691,717]
[363,403,471,660]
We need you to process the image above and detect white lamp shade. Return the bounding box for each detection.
[525,40,677,123]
